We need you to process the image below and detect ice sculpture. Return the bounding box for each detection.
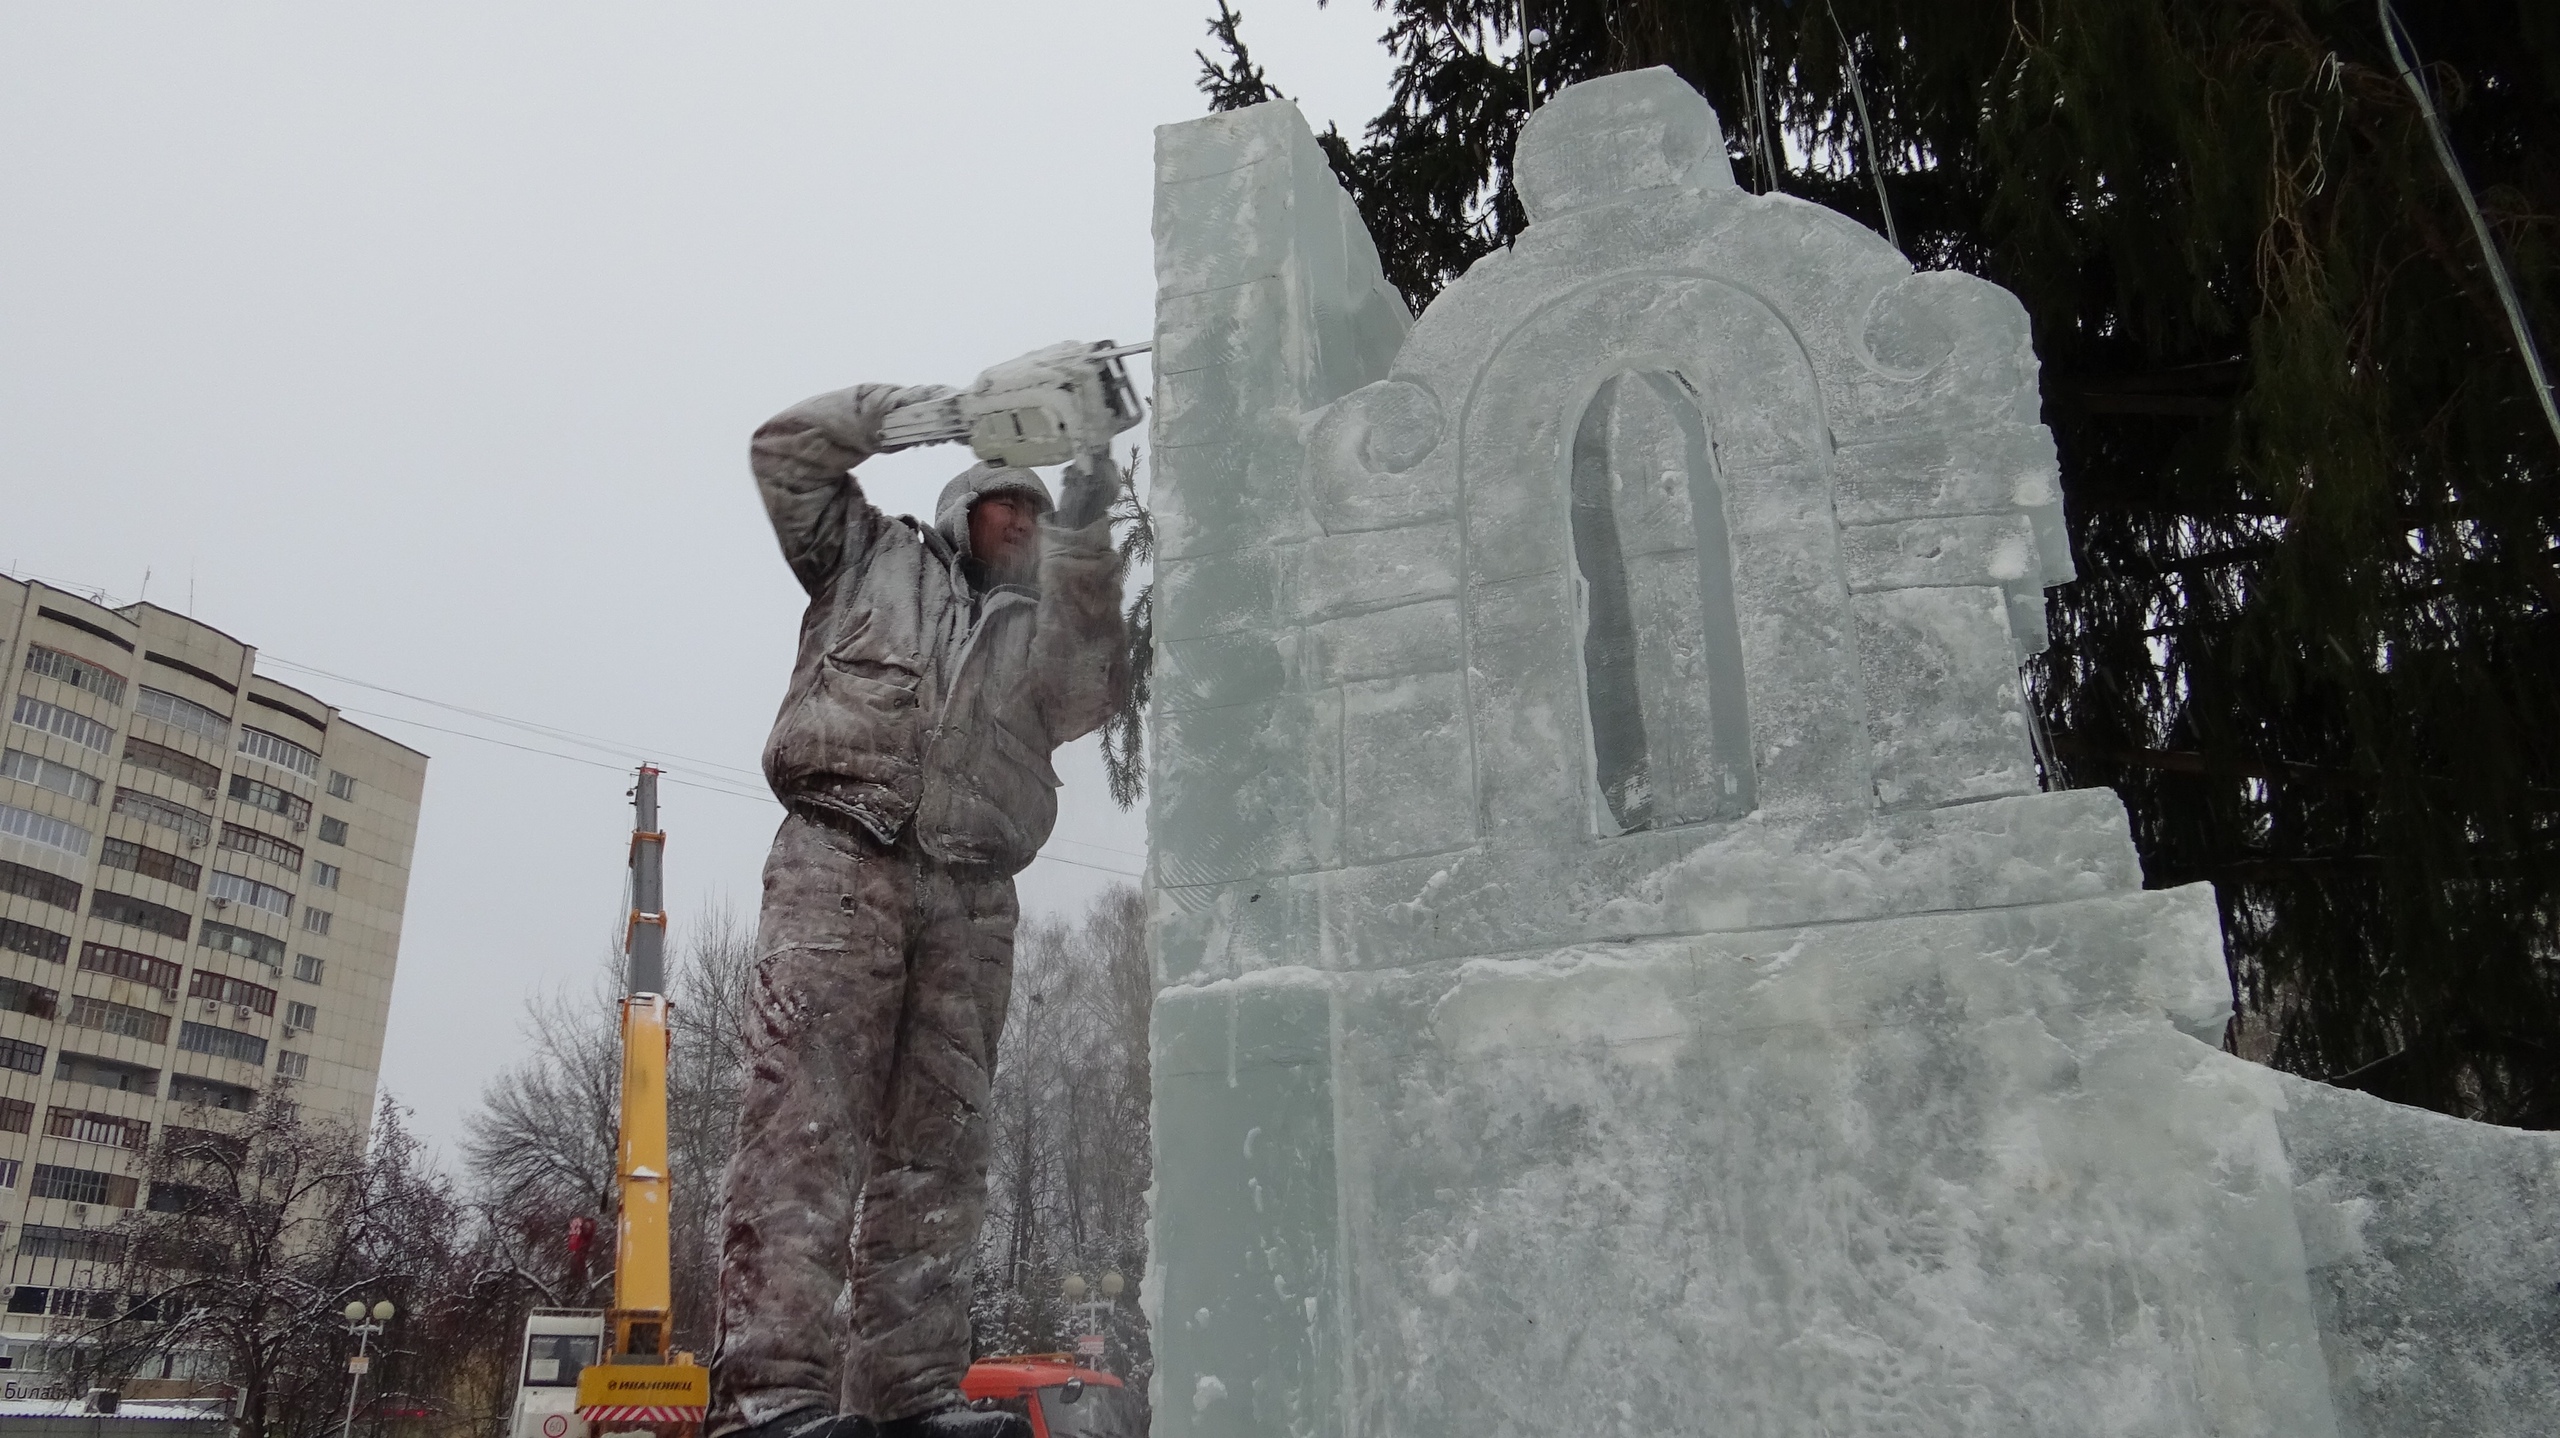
[1143,69,2560,1438]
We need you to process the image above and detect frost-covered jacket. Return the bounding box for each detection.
[754,383,1128,872]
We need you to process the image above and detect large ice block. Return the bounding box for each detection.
[1144,70,2560,1437]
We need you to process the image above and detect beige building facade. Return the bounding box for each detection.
[0,575,424,1348]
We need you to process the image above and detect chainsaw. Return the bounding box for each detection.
[877,340,1148,468]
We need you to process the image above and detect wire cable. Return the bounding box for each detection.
[3,564,1148,878]
[260,653,768,786]
[2378,0,2560,457]
[341,709,1142,877]
[1829,3,1901,255]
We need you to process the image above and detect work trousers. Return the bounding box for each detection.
[709,814,1018,1431]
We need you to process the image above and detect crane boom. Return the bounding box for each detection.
[573,765,709,1434]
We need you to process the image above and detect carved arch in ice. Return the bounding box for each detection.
[1566,369,1754,833]
[1450,270,1839,835]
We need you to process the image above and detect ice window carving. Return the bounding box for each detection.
[1566,370,1754,834]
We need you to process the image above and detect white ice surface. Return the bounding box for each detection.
[1142,68,2560,1438]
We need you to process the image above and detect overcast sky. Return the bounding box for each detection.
[0,2,1392,1156]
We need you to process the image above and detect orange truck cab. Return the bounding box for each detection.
[960,1358,1139,1438]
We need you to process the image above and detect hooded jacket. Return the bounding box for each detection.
[753,383,1128,872]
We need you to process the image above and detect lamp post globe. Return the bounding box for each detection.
[1099,1272,1124,1299]
[371,1301,395,1323]
[343,1302,367,1324]
[1060,1273,1087,1302]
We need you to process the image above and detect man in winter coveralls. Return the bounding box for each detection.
[709,376,1128,1438]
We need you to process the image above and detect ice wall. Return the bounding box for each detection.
[1144,70,2560,1438]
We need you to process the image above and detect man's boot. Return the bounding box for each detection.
[721,1409,876,1438]
[874,1404,1032,1438]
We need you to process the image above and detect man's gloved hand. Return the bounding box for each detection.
[1054,448,1120,531]
[870,384,962,454]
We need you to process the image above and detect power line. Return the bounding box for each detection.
[342,708,1142,878]
[3,564,1146,878]
[261,653,769,785]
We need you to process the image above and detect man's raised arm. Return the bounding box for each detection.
[751,382,951,594]
[1031,450,1131,744]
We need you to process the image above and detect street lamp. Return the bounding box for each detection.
[338,1300,395,1438]
[1060,1271,1123,1364]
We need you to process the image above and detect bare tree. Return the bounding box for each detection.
[666,902,755,1348]
[970,885,1151,1392]
[81,1094,480,1438]
[461,905,756,1350]
[461,885,1153,1395]
[462,963,622,1312]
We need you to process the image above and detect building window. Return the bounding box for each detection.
[0,858,81,912]
[10,697,113,754]
[91,889,191,941]
[293,953,324,984]
[133,687,229,742]
[0,918,70,964]
[44,1108,150,1151]
[0,976,57,1021]
[311,861,339,890]
[0,1038,45,1076]
[197,922,285,970]
[122,737,222,792]
[15,1226,124,1263]
[162,1127,245,1163]
[110,787,210,847]
[317,816,348,845]
[206,870,293,917]
[285,1000,318,1029]
[66,994,169,1045]
[327,771,356,800]
[188,969,277,1015]
[168,1074,254,1111]
[81,943,182,993]
[178,1022,268,1067]
[1,750,102,805]
[0,801,89,858]
[0,1160,17,1192]
[276,1050,309,1080]
[238,728,319,780]
[218,822,302,872]
[28,1164,141,1208]
[23,646,127,707]
[303,909,332,936]
[100,837,202,891]
[226,774,311,826]
[0,1099,30,1134]
[54,1051,156,1094]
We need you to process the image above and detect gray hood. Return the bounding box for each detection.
[933,463,1055,562]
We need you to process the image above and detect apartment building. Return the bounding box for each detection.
[0,576,425,1345]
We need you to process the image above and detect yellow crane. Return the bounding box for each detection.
[566,766,709,1436]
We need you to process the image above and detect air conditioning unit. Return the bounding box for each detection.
[202,1000,220,1015]
[232,1005,250,1021]
[185,837,203,850]
[291,821,306,834]
[209,897,228,911]
[281,1025,298,1039]
[160,989,178,1004]
[201,787,217,801]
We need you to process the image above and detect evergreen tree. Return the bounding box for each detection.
[1200,1,2560,1127]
